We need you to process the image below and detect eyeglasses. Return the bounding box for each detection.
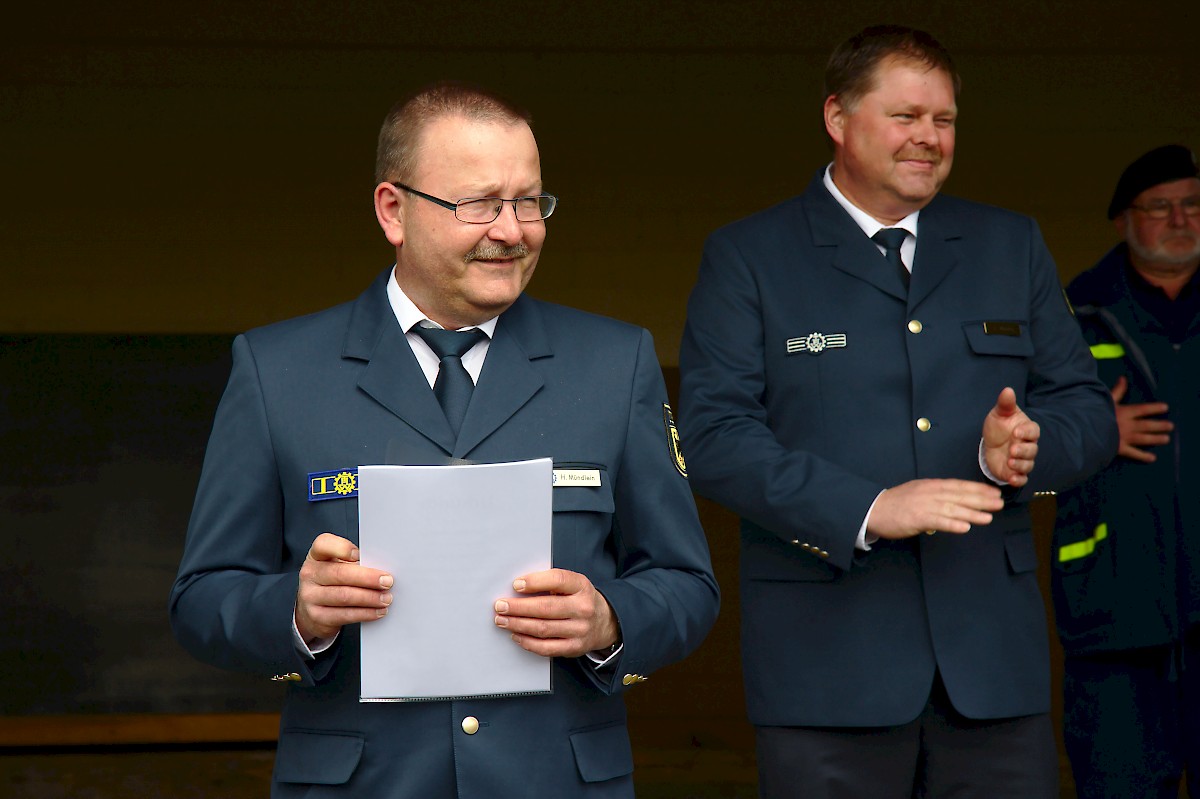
[1128,196,1200,220]
[391,182,558,224]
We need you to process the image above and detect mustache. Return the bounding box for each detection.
[464,242,530,262]
[896,148,943,164]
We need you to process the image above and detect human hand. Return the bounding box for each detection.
[1110,376,1172,463]
[295,533,393,644]
[982,386,1041,486]
[866,479,1005,539]
[494,569,619,659]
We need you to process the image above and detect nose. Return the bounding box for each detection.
[910,117,937,147]
[487,201,524,244]
[1166,202,1190,226]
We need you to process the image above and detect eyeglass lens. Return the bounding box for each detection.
[456,196,556,223]
[1137,197,1200,219]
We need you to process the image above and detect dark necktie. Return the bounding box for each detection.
[872,228,910,289]
[411,325,486,436]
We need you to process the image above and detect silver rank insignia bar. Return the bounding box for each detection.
[786,332,848,355]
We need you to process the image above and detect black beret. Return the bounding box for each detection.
[1107,144,1199,219]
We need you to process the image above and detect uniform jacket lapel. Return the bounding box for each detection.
[455,294,549,458]
[802,174,908,303]
[908,195,962,309]
[343,269,457,455]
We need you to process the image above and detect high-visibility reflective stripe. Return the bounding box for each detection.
[1090,343,1125,360]
[1059,523,1108,562]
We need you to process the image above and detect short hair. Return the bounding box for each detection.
[374,81,533,185]
[823,24,961,111]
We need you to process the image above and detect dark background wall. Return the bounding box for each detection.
[4,1,1198,360]
[1,2,1197,793]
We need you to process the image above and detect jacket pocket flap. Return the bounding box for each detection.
[552,473,615,514]
[962,321,1034,357]
[274,730,364,785]
[570,723,634,783]
[1003,529,1038,574]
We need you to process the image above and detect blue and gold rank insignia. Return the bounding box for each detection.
[662,404,687,478]
[308,468,358,502]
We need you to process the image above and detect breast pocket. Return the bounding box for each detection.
[962,320,1034,358]
[551,464,614,574]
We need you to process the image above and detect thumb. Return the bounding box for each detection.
[1110,375,1128,404]
[993,386,1019,418]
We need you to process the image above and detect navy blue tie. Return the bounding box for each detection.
[872,228,910,289]
[411,325,486,436]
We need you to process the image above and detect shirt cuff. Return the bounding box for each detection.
[585,643,623,669]
[857,490,886,550]
[978,438,1006,485]
[292,606,338,659]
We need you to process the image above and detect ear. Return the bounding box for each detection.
[823,95,847,147]
[374,182,406,247]
[1113,212,1128,241]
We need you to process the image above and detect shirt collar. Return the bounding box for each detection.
[386,266,498,337]
[823,163,920,239]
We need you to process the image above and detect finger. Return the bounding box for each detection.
[308,532,360,563]
[933,478,1005,498]
[936,502,998,527]
[1119,444,1157,463]
[496,593,582,622]
[508,632,587,659]
[1129,418,1173,432]
[1110,375,1128,403]
[496,613,587,641]
[296,585,392,640]
[993,386,1019,417]
[1006,460,1035,479]
[513,568,585,596]
[938,480,1005,507]
[304,559,393,590]
[302,603,391,633]
[1006,439,1039,460]
[303,582,393,610]
[1128,432,1171,447]
[1126,402,1170,418]
[1013,420,1041,443]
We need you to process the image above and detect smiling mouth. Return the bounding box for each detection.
[896,150,941,168]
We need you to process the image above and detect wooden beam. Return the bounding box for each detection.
[0,714,280,747]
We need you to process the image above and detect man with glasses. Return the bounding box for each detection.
[171,82,718,797]
[1052,144,1200,799]
[678,25,1116,797]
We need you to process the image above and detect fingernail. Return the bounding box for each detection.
[380,575,393,589]
[513,579,526,591]
[381,593,393,606]
[350,548,360,561]
[494,600,509,613]
[376,607,388,617]
[494,615,508,628]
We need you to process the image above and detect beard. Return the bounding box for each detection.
[1127,230,1200,265]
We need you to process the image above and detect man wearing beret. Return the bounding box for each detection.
[1052,144,1200,798]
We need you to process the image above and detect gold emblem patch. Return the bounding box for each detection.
[663,403,687,478]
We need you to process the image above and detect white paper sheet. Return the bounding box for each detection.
[357,458,553,701]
